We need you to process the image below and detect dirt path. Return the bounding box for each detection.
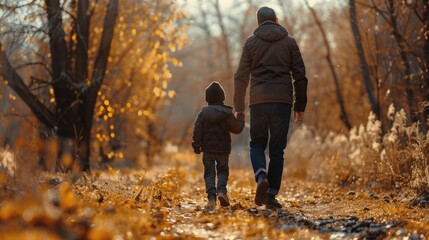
[0,157,428,239]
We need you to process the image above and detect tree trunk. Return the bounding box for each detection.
[37,125,52,170]
[198,0,215,83]
[305,0,352,129]
[423,0,429,124]
[349,0,379,118]
[76,0,90,83]
[213,0,234,98]
[387,0,417,123]
[79,0,118,171]
[45,0,82,171]
[145,122,156,166]
[326,56,352,130]
[55,137,76,172]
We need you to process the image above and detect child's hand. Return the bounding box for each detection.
[235,112,245,122]
[235,111,245,118]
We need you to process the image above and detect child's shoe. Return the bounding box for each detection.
[217,192,230,207]
[204,197,216,212]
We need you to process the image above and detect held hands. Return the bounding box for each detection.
[294,111,304,123]
[235,111,303,123]
[193,148,201,154]
[235,111,245,118]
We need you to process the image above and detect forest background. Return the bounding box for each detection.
[0,0,428,196]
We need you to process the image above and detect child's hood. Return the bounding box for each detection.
[201,105,232,123]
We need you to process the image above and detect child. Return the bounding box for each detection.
[192,81,245,212]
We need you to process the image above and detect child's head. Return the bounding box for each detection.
[205,81,225,104]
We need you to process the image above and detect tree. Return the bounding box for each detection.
[420,0,429,124]
[190,0,256,103]
[349,0,379,119]
[0,0,186,171]
[305,0,352,129]
[1,0,118,171]
[353,0,428,130]
[91,1,188,166]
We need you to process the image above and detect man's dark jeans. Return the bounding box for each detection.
[250,103,292,195]
[202,152,229,199]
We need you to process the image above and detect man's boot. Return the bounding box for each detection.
[204,197,216,212]
[217,192,230,207]
[265,193,282,209]
[255,172,268,206]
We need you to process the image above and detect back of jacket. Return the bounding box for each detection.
[192,104,244,154]
[234,21,308,113]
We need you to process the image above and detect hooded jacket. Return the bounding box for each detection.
[234,21,308,112]
[192,104,245,154]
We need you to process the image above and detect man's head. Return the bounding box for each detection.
[256,6,278,25]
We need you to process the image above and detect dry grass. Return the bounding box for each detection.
[1,104,427,194]
[286,104,429,191]
[0,118,428,238]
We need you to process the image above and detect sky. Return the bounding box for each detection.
[180,0,338,12]
[179,0,339,29]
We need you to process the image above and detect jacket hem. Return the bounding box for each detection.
[249,100,293,107]
[202,150,231,155]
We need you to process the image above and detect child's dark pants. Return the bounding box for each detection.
[202,152,229,199]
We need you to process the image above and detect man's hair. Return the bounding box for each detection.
[257,6,277,24]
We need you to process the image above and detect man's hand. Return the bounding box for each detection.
[294,111,304,123]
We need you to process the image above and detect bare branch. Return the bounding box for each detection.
[0,44,56,128]
[0,0,37,10]
[90,0,118,87]
[88,0,100,18]
[29,76,51,87]
[15,61,53,76]
[414,9,424,22]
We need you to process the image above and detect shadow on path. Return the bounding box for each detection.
[247,208,404,239]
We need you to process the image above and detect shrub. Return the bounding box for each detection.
[286,104,429,191]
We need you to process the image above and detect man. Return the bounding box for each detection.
[234,6,308,209]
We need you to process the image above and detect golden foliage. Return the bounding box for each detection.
[0,153,428,239]
[90,0,189,163]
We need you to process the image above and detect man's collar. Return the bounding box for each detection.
[258,20,278,26]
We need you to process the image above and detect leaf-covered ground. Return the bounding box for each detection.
[0,153,428,239]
